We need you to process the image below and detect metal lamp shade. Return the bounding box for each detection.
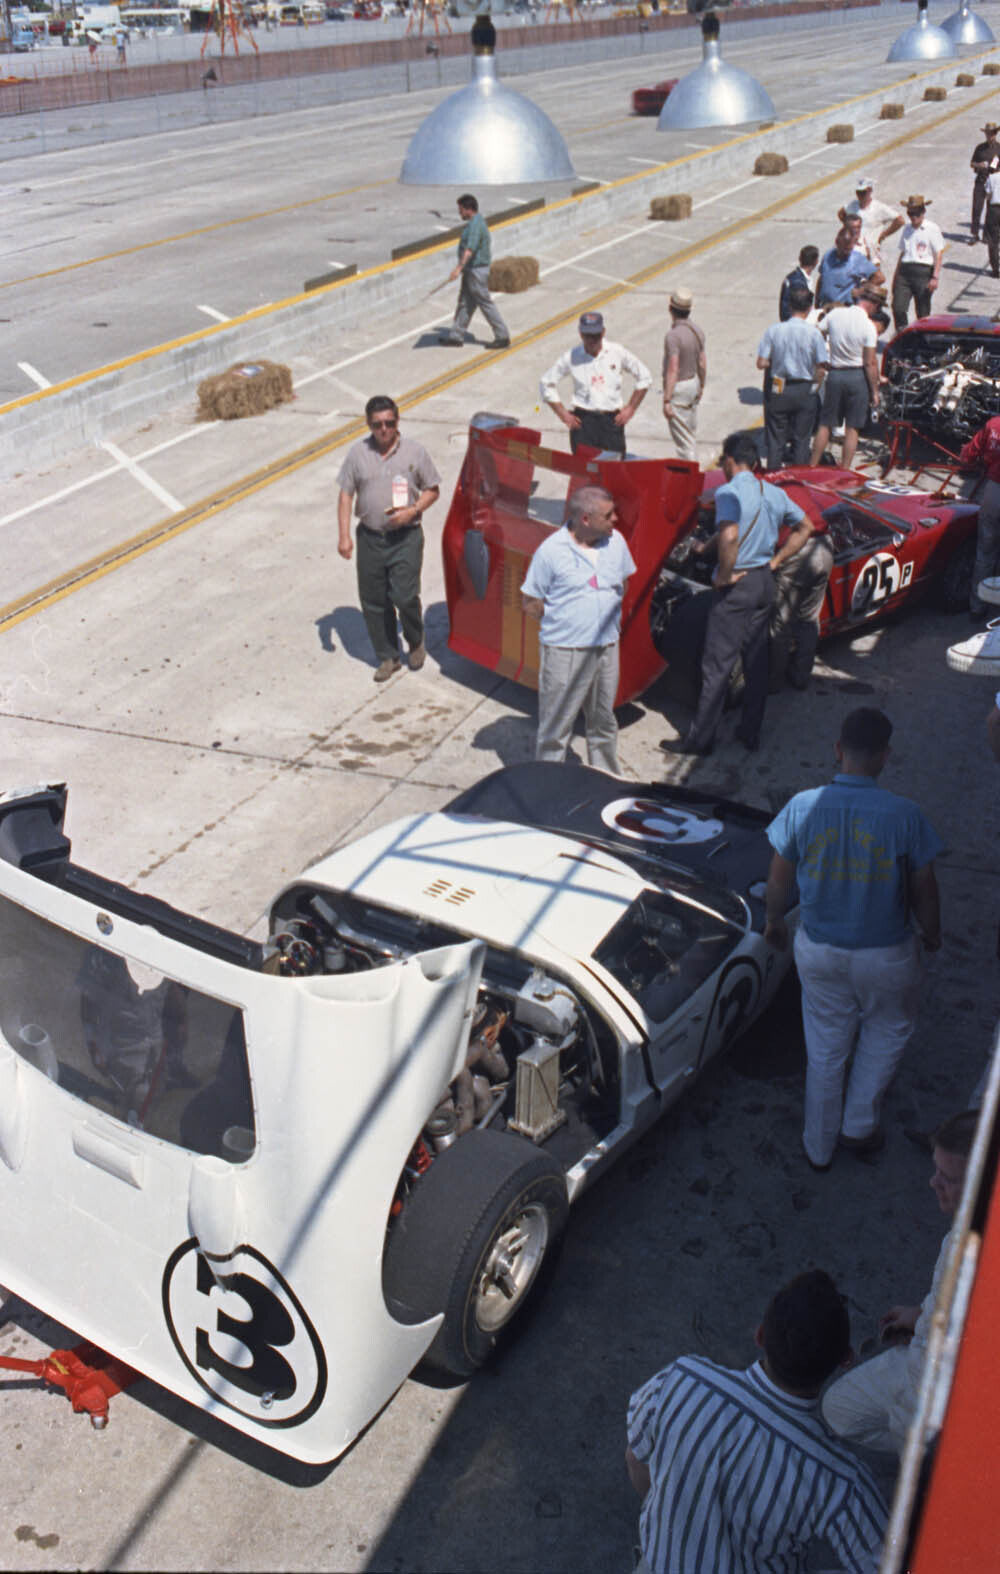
[887,5,957,60]
[941,1,995,44]
[400,54,575,185]
[657,36,775,130]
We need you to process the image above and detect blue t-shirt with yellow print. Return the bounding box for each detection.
[767,774,943,949]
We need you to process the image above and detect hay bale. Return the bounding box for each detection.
[650,193,693,221]
[956,73,976,86]
[984,61,1000,75]
[488,256,539,293]
[197,360,293,421]
[924,86,947,101]
[880,102,905,119]
[754,152,788,176]
[826,123,854,143]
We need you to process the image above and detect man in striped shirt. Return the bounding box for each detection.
[625,1270,887,1573]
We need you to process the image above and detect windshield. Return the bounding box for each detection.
[0,894,254,1163]
[593,887,741,1023]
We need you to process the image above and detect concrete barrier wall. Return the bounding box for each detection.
[2,37,995,478]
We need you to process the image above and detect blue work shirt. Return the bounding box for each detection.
[714,470,806,571]
[817,246,876,305]
[757,317,829,381]
[458,212,491,268]
[767,773,943,948]
[521,526,636,647]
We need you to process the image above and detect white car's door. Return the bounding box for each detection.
[0,853,482,1464]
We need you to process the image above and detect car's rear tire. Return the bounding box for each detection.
[382,1129,569,1378]
[940,539,976,613]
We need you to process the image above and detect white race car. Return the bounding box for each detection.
[0,765,790,1464]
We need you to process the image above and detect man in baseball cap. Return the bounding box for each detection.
[839,178,902,269]
[971,123,1000,243]
[539,312,651,457]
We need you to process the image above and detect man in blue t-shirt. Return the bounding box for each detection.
[765,708,943,1170]
[661,431,812,757]
[817,225,882,306]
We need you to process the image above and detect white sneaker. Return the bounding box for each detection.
[979,576,1000,607]
[947,619,1000,675]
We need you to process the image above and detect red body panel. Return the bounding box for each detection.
[442,423,978,705]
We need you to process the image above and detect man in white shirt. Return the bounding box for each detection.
[985,168,1000,278]
[840,177,903,270]
[539,311,651,457]
[891,194,946,330]
[810,288,883,470]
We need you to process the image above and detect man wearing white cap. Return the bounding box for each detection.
[891,196,945,331]
[970,123,1000,243]
[539,312,651,457]
[662,288,706,462]
[840,178,902,271]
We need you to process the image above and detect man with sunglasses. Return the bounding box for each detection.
[891,195,945,330]
[337,396,441,682]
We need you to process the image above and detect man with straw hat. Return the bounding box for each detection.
[891,196,945,331]
[970,122,1000,243]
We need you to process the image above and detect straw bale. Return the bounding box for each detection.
[923,86,947,102]
[196,360,293,421]
[956,73,975,87]
[984,61,1000,75]
[650,193,693,220]
[826,123,854,143]
[880,102,905,119]
[489,256,539,293]
[754,152,788,176]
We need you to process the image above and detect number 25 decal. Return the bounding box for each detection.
[163,1241,327,1427]
[850,552,912,617]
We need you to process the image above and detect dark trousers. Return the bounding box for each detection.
[686,566,776,751]
[356,524,424,665]
[892,262,935,330]
[972,180,988,238]
[987,203,1000,276]
[764,380,817,470]
[570,408,626,456]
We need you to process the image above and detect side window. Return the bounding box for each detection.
[0,895,254,1164]
[594,890,740,1025]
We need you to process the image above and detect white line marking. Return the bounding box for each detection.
[98,439,184,512]
[628,157,663,166]
[574,175,607,185]
[17,361,51,389]
[505,196,525,204]
[563,263,633,285]
[327,258,344,268]
[684,142,713,151]
[196,304,230,322]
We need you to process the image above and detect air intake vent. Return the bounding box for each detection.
[423,879,476,906]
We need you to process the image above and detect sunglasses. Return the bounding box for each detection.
[370,418,398,429]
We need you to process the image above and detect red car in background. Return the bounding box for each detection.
[442,415,979,707]
[631,79,679,115]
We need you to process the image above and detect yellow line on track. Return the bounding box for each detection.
[2,82,995,636]
[0,176,394,290]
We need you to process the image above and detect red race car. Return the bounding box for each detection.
[882,313,1000,456]
[631,79,679,116]
[442,415,979,706]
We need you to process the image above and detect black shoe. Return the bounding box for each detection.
[736,732,760,752]
[487,337,511,350]
[439,333,464,346]
[660,736,713,757]
[804,1147,833,1173]
[839,1128,885,1157]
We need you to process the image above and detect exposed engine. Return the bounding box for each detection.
[264,886,614,1190]
[882,335,1000,447]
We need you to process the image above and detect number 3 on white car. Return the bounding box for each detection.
[0,766,791,1463]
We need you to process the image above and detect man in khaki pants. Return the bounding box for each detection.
[662,287,706,462]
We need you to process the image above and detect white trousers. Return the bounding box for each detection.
[794,928,921,1166]
[536,642,620,774]
[667,376,700,462]
[821,1345,916,1455]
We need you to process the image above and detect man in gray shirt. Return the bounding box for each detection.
[337,396,441,681]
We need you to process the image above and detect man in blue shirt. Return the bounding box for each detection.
[757,284,830,469]
[440,193,510,350]
[817,225,882,306]
[765,708,943,1170]
[521,485,635,774]
[661,431,812,757]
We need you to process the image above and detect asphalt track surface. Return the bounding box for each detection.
[2,9,1000,1571]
